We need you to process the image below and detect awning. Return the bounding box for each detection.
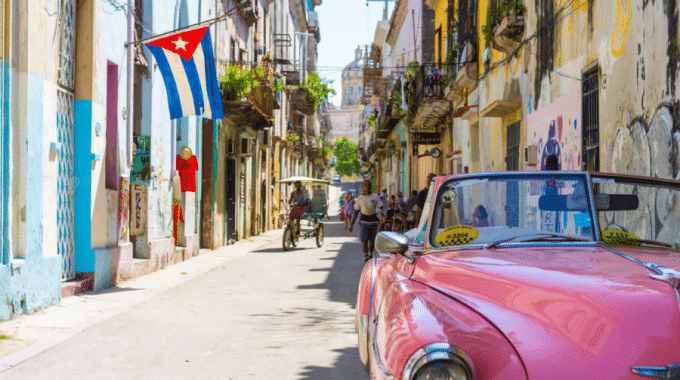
[279,176,330,186]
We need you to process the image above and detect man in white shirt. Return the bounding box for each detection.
[349,179,382,262]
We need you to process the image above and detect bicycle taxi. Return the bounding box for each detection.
[279,176,330,251]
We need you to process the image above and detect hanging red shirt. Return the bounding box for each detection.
[176,154,198,192]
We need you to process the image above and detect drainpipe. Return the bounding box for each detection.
[127,0,134,174]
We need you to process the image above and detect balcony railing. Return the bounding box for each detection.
[415,64,449,103]
[409,64,452,129]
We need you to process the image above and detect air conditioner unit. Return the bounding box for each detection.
[525,145,538,166]
[227,140,235,155]
[239,137,253,156]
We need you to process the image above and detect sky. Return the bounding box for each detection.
[315,0,395,106]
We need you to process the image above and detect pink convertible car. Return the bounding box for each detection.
[356,171,680,380]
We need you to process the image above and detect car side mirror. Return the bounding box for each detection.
[375,231,409,255]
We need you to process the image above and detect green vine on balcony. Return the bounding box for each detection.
[367,112,377,130]
[482,0,526,43]
[221,63,266,101]
[303,72,337,108]
[285,131,300,144]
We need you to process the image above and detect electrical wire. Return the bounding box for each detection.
[479,0,586,81]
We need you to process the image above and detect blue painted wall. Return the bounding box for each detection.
[2,61,9,264]
[74,100,95,273]
[26,72,44,257]
[0,71,61,321]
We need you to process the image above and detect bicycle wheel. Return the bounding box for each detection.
[315,225,324,247]
[291,224,299,247]
[283,226,292,251]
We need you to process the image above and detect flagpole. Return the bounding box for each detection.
[124,7,240,47]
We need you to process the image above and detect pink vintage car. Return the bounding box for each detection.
[356,172,680,380]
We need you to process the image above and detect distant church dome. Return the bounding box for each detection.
[343,47,365,78]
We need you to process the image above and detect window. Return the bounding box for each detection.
[105,62,119,190]
[470,122,479,162]
[505,121,520,171]
[582,68,599,171]
[350,87,354,102]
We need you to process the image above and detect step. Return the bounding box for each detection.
[61,273,95,298]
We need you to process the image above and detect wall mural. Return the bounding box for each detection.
[118,177,130,243]
[527,88,582,171]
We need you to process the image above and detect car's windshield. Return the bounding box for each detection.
[593,176,680,248]
[430,174,596,248]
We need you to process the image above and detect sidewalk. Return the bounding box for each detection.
[0,230,282,373]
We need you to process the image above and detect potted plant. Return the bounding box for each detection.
[482,0,526,54]
[220,63,265,101]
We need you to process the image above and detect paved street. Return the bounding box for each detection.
[0,182,367,380]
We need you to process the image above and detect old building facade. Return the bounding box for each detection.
[0,0,326,322]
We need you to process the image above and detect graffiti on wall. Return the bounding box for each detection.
[611,0,632,58]
[604,104,680,179]
[527,88,582,171]
[118,177,129,242]
[598,104,680,245]
[130,184,148,236]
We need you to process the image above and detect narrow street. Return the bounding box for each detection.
[0,183,367,380]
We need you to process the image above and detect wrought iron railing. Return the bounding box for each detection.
[415,64,449,103]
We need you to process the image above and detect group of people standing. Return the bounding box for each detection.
[343,173,437,263]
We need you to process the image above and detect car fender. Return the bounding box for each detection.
[356,258,378,370]
[373,279,527,380]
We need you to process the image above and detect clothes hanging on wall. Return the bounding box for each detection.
[173,200,184,245]
[176,154,198,192]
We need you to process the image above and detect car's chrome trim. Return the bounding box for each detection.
[402,343,473,380]
[357,314,369,369]
[372,329,399,380]
[602,245,680,312]
[631,363,680,379]
[424,241,599,254]
[585,172,601,241]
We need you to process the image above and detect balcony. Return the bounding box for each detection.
[221,84,275,131]
[283,70,302,86]
[454,40,479,94]
[234,0,257,26]
[491,10,525,55]
[410,64,452,130]
[307,11,320,41]
[250,85,280,119]
[289,87,315,116]
[376,104,403,139]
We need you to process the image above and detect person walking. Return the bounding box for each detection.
[416,173,436,226]
[343,192,355,229]
[405,190,419,230]
[349,180,382,262]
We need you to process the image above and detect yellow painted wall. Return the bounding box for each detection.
[434,0,449,65]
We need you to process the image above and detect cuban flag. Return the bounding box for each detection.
[145,26,224,120]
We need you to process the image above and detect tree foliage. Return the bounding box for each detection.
[332,137,360,177]
[304,72,337,108]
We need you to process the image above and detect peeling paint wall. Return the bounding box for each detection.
[460,0,680,180]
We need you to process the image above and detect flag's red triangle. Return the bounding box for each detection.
[146,26,209,61]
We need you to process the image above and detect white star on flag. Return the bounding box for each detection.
[172,36,189,51]
[145,25,224,120]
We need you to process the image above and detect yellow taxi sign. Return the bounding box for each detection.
[602,229,642,246]
[435,225,480,246]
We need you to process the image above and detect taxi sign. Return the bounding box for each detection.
[435,225,480,246]
[602,229,642,246]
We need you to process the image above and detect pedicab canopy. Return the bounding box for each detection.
[279,176,330,186]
